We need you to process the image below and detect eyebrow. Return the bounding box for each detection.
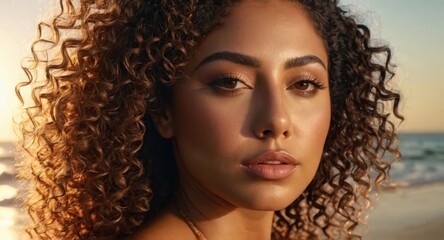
[285,55,327,70]
[194,51,260,71]
[194,51,327,71]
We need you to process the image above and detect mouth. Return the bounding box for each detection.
[241,150,299,180]
[257,160,288,165]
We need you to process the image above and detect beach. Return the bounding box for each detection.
[366,182,444,240]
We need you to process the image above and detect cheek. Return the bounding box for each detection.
[170,91,248,161]
[292,95,331,168]
[293,94,331,140]
[302,102,331,148]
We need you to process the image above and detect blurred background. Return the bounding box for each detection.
[1,0,443,239]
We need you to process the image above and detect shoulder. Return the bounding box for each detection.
[129,208,195,240]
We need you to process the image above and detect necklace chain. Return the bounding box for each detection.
[177,204,208,240]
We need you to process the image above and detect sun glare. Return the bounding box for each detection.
[0,41,23,142]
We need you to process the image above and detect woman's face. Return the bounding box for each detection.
[158,1,331,210]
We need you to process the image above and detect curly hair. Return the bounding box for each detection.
[15,0,402,239]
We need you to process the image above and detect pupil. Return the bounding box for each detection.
[298,82,309,90]
[223,78,237,88]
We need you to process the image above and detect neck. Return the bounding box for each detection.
[174,179,274,240]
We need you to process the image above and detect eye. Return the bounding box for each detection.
[209,73,251,95]
[214,77,242,89]
[292,80,317,91]
[288,78,325,97]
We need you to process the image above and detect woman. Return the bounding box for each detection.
[16,0,402,239]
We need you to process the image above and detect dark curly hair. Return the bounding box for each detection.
[15,0,402,239]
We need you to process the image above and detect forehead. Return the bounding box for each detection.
[190,0,328,68]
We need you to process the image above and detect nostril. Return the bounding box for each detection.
[262,130,273,136]
[260,129,290,139]
[262,130,273,137]
[283,130,290,138]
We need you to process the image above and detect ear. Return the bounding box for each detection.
[151,106,174,139]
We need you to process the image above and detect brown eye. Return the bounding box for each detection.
[293,81,313,91]
[290,80,321,91]
[210,74,251,92]
[216,77,240,89]
[288,79,325,97]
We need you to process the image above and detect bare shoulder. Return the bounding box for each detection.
[129,209,195,240]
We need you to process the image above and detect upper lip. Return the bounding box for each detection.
[242,150,299,166]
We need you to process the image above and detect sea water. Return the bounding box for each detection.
[1,133,444,238]
[390,133,444,185]
[0,141,22,240]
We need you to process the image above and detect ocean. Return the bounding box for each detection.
[0,141,22,239]
[1,133,444,238]
[390,133,444,185]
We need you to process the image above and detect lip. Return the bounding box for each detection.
[241,150,299,180]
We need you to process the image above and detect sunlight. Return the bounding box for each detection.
[0,40,27,135]
[0,207,22,240]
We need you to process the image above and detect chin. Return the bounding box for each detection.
[234,187,304,211]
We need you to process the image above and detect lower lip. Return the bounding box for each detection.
[242,164,297,180]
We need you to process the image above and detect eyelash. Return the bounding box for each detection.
[208,73,251,96]
[209,74,325,97]
[288,76,326,97]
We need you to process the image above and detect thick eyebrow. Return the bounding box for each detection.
[194,51,260,71]
[194,51,326,71]
[285,55,327,70]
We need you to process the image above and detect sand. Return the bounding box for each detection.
[365,182,444,240]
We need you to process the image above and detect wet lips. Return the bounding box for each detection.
[242,151,299,180]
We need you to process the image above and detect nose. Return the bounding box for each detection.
[253,87,292,140]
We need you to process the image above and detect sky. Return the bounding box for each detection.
[0,0,443,141]
[341,0,444,133]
